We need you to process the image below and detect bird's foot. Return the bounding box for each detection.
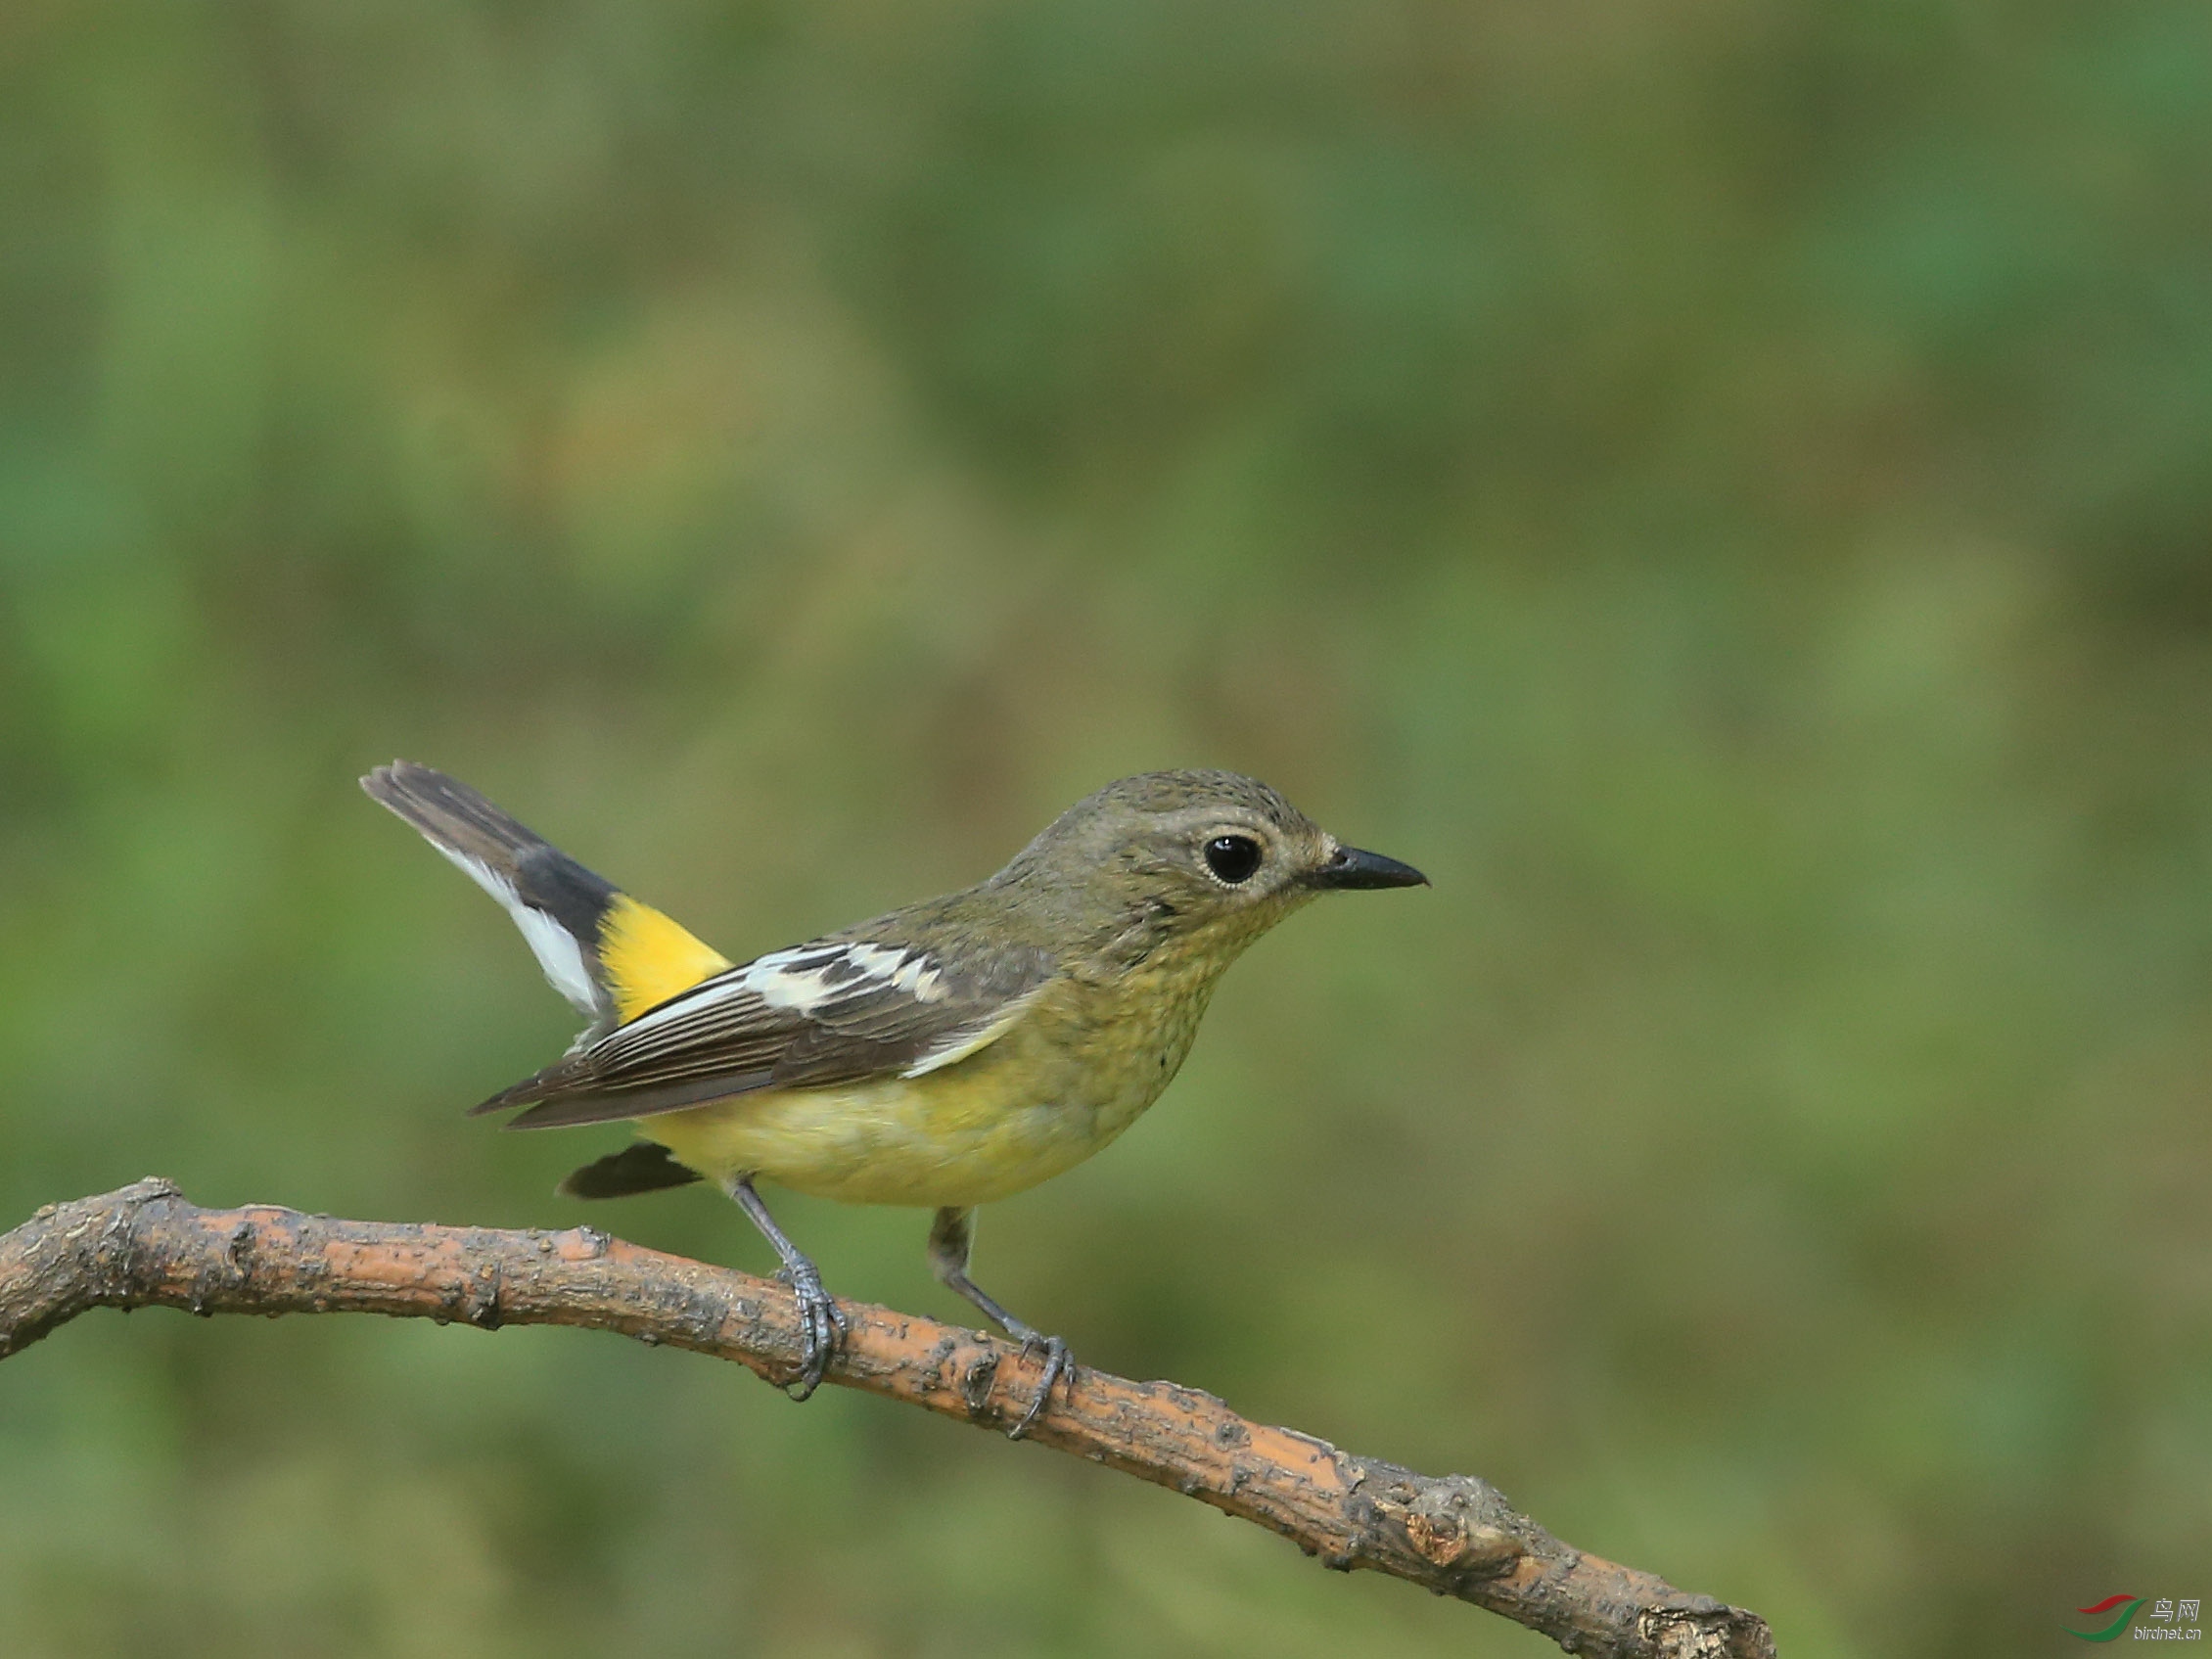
[773,1260,848,1401]
[1007,1331,1074,1441]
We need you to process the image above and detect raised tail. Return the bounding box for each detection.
[361,761,733,1037]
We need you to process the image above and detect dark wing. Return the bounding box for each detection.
[480,939,1056,1129]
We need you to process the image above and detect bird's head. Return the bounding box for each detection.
[994,770,1426,968]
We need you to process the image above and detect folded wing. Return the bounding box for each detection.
[482,938,1056,1129]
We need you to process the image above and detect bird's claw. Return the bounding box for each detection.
[774,1261,848,1402]
[1006,1332,1073,1441]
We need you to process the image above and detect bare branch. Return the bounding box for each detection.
[1,1179,1774,1659]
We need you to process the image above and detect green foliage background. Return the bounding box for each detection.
[4,4,2209,1654]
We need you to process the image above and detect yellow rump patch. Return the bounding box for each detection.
[598,895,733,1022]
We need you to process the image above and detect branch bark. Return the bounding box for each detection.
[1,1179,1774,1659]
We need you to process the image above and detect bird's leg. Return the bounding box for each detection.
[927,1206,1073,1440]
[722,1175,847,1401]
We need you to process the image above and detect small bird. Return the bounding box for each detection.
[364,763,1426,1433]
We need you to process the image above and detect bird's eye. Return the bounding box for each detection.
[1204,835,1263,884]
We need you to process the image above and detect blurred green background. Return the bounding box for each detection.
[4,2,2209,1655]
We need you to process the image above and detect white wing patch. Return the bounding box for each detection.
[428,843,601,1018]
[741,942,949,1011]
[602,940,956,1043]
[743,945,849,1010]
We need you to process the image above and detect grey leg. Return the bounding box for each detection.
[723,1175,847,1400]
[928,1207,1073,1439]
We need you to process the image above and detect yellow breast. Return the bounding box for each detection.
[638,969,1220,1208]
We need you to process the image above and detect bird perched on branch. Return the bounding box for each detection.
[363,763,1426,1434]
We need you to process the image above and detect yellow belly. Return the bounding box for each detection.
[637,972,1217,1208]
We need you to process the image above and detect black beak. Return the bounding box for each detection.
[1310,844,1429,891]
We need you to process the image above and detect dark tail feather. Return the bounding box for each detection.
[362,760,620,1023]
[364,761,549,867]
[362,761,619,949]
[558,1142,705,1200]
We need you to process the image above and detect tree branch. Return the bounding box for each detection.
[1,1179,1773,1658]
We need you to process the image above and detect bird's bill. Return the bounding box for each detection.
[1309,844,1429,890]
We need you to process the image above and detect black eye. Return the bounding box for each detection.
[1204,835,1263,884]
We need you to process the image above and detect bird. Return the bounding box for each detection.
[363,762,1427,1434]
